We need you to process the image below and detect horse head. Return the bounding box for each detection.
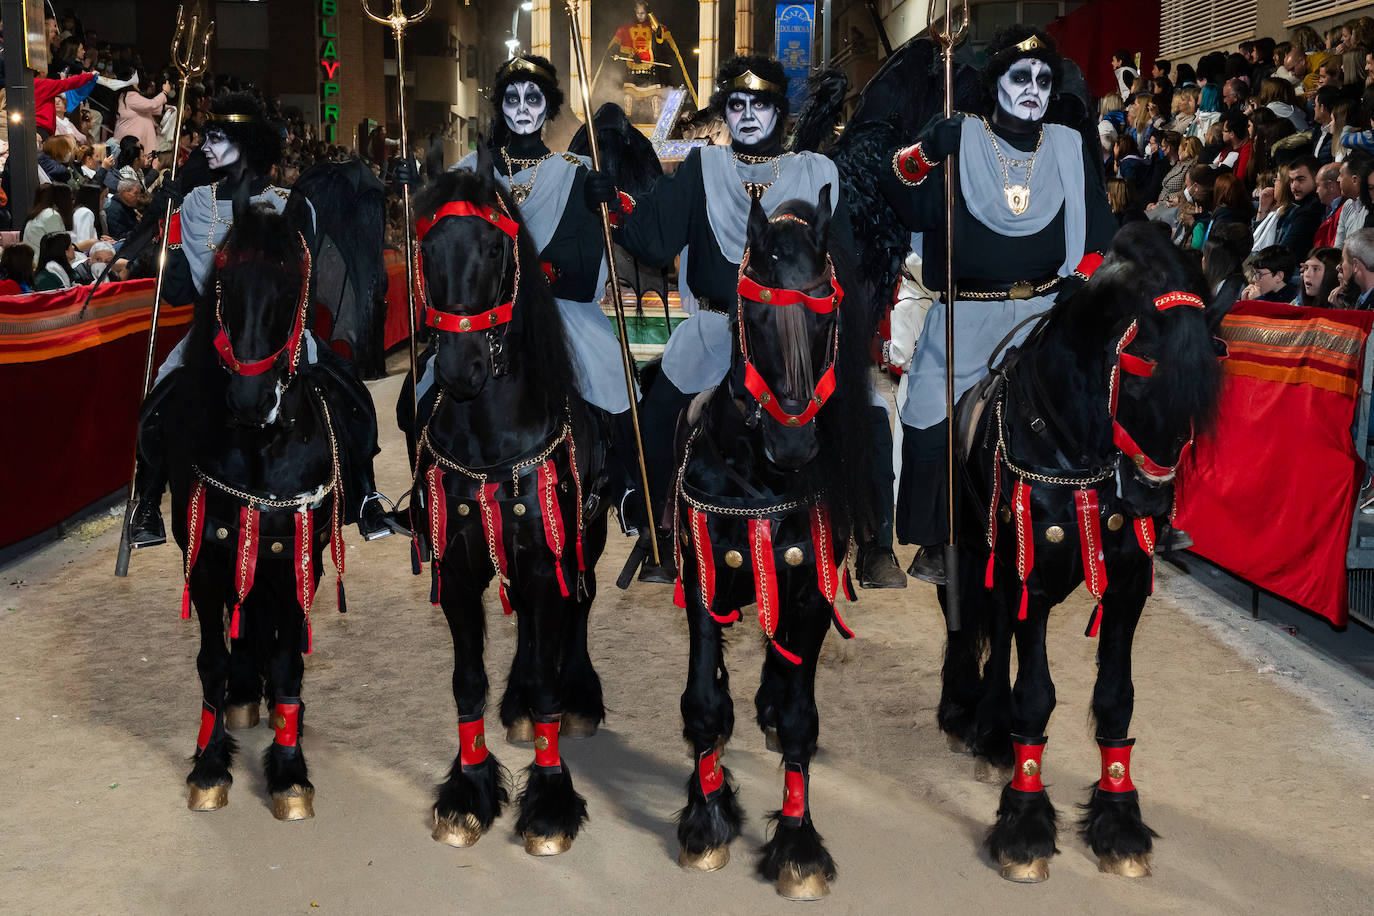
[737,185,839,470]
[1088,222,1233,489]
[414,161,522,401]
[212,200,312,427]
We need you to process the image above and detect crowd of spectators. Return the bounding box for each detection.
[1104,18,1374,309]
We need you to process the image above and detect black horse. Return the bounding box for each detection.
[937,222,1233,881]
[156,200,379,819]
[406,162,610,856]
[672,189,873,900]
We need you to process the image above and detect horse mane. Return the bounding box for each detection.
[415,169,578,414]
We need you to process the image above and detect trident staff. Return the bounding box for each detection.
[563,0,661,566]
[362,0,431,426]
[114,6,214,578]
[927,0,968,630]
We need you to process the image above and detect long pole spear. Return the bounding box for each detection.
[114,6,214,577]
[362,0,431,427]
[563,0,661,566]
[927,0,968,630]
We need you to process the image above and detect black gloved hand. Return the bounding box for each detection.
[150,183,184,213]
[921,113,966,160]
[392,157,420,188]
[583,169,619,213]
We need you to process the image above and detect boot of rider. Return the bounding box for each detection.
[632,375,692,584]
[856,405,906,589]
[128,407,169,549]
[896,420,949,585]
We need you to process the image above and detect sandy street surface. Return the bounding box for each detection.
[4,369,1373,916]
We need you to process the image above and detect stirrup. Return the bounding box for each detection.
[358,493,408,541]
[127,499,167,549]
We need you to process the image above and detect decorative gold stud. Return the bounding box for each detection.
[724,550,744,568]
[759,289,772,302]
[1107,513,1125,531]
[1022,759,1040,777]
[759,392,771,405]
[513,503,527,516]
[271,541,284,553]
[783,547,804,567]
[273,714,287,729]
[489,311,500,324]
[787,417,800,427]
[1045,526,1064,543]
[533,735,549,751]
[472,733,486,751]
[457,503,470,516]
[1107,762,1126,780]
[458,317,472,332]
[215,527,229,540]
[1133,454,1145,467]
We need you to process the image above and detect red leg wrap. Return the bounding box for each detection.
[781,762,807,823]
[1010,735,1047,793]
[1097,738,1137,792]
[697,747,724,797]
[273,701,301,747]
[533,718,560,768]
[196,703,216,752]
[458,717,489,767]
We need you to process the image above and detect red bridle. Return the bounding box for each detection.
[1108,290,1206,482]
[415,200,521,333]
[212,235,312,378]
[737,248,843,428]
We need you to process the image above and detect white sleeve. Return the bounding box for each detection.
[887,250,933,370]
[72,208,96,245]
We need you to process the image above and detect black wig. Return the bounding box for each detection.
[207,92,283,177]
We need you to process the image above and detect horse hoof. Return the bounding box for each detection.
[764,726,780,753]
[560,714,599,738]
[945,733,968,754]
[506,718,534,743]
[187,784,228,811]
[271,785,315,821]
[224,703,260,730]
[974,758,1012,784]
[678,845,729,872]
[523,830,572,856]
[776,865,830,900]
[1099,854,1151,877]
[998,856,1049,883]
[432,812,484,848]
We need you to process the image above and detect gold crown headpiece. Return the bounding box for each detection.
[729,69,784,95]
[1014,35,1047,53]
[209,113,257,123]
[505,56,556,84]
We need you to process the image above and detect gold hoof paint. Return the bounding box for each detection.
[506,718,535,743]
[678,845,730,871]
[187,783,228,811]
[271,785,315,821]
[974,758,1012,784]
[776,865,830,900]
[224,703,260,730]
[1099,854,1151,877]
[999,856,1050,883]
[523,831,572,856]
[560,714,599,738]
[432,812,484,848]
[945,733,968,754]
[764,726,780,753]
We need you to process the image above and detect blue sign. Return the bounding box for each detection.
[775,3,814,115]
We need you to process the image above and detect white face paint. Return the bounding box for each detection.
[502,80,547,136]
[202,128,242,169]
[725,92,778,146]
[996,57,1053,123]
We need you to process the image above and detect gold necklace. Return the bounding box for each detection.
[733,151,782,201]
[501,148,555,204]
[982,118,1043,216]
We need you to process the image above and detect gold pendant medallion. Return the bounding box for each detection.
[1005,185,1030,215]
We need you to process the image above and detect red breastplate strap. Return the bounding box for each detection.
[697,747,724,797]
[458,717,489,767]
[781,762,808,823]
[417,199,521,334]
[1010,735,1047,793]
[425,302,515,332]
[1097,738,1136,792]
[1013,479,1034,620]
[1109,318,1192,484]
[737,250,842,428]
[213,236,311,377]
[417,200,519,242]
[1075,488,1107,638]
[196,702,216,752]
[533,718,560,768]
[273,701,301,748]
[688,506,717,616]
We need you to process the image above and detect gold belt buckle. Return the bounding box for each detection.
[1008,280,1034,300]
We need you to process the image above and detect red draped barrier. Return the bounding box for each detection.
[0,281,192,550]
[383,250,418,352]
[1175,301,1374,627]
[1047,0,1160,101]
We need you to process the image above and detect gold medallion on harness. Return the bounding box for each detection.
[1044,526,1065,543]
[1107,513,1125,531]
[1107,762,1126,780]
[513,503,527,516]
[457,503,470,516]
[783,547,804,567]
[724,550,744,568]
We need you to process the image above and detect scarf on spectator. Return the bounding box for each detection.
[41,261,73,290]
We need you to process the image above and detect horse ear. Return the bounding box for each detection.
[747,193,768,250]
[475,134,494,177]
[814,183,832,244]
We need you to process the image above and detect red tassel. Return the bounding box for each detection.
[230,602,242,639]
[709,608,741,624]
[304,618,313,655]
[831,605,854,639]
[553,563,570,598]
[1018,583,1029,621]
[770,638,802,665]
[843,567,857,602]
[181,583,192,620]
[499,581,513,615]
[1085,602,1103,638]
[673,577,686,608]
[985,553,996,590]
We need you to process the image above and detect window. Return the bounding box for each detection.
[1159,0,1257,58]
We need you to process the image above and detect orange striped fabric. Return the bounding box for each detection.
[1219,309,1369,398]
[0,280,192,365]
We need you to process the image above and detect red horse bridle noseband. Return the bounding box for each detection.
[1109,290,1206,482]
[213,234,312,378]
[737,248,843,428]
[415,200,521,334]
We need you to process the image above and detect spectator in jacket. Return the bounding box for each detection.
[1313,86,1341,162]
[1337,152,1372,245]
[1212,171,1255,231]
[21,184,74,264]
[1313,162,1346,247]
[104,179,144,241]
[33,233,78,291]
[33,71,97,138]
[1241,245,1300,301]
[112,77,169,163]
[1215,111,1255,184]
[1278,155,1327,256]
[1336,228,1374,307]
[72,182,111,252]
